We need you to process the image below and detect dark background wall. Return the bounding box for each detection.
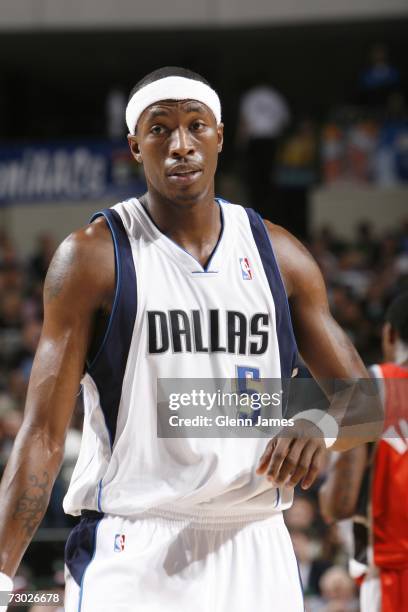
[1,18,407,156]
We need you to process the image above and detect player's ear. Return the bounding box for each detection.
[217,123,224,154]
[127,134,143,164]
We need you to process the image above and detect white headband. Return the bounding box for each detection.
[126,76,222,135]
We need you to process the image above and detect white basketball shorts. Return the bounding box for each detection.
[64,507,304,612]
[360,576,381,612]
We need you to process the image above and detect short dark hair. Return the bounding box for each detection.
[385,291,408,343]
[128,66,211,102]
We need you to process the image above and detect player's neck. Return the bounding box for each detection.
[140,189,221,244]
[139,189,222,267]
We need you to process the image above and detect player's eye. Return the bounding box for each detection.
[150,124,166,135]
[191,120,206,132]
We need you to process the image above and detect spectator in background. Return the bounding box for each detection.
[346,120,378,183]
[285,495,318,533]
[11,320,42,381]
[1,262,24,294]
[329,285,373,356]
[0,408,23,462]
[376,92,408,186]
[309,236,339,283]
[321,123,345,185]
[291,529,332,599]
[318,566,359,611]
[396,218,408,272]
[29,233,56,283]
[105,87,127,140]
[0,231,19,267]
[236,80,290,215]
[359,44,401,110]
[274,118,318,239]
[354,221,378,266]
[6,369,28,411]
[0,291,25,370]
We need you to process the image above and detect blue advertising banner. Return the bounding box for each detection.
[0,141,146,204]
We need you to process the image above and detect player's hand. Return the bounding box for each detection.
[255,419,326,490]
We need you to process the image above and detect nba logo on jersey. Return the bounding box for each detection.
[240,258,253,280]
[114,534,126,552]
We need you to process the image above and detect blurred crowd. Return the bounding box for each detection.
[0,212,407,609]
[320,44,408,188]
[310,218,408,364]
[285,492,359,612]
[234,43,408,240]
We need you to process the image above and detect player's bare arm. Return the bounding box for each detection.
[0,219,114,578]
[257,223,380,489]
[318,446,368,523]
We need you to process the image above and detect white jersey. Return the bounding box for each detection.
[63,198,298,517]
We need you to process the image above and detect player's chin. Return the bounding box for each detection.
[168,184,207,204]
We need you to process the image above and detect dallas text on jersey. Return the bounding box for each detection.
[148,309,269,354]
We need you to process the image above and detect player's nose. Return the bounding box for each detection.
[169,126,195,158]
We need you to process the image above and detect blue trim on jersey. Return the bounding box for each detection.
[245,208,298,379]
[97,480,103,512]
[274,487,281,508]
[203,198,224,271]
[87,211,122,370]
[87,209,138,450]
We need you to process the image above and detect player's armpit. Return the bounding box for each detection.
[0,220,115,578]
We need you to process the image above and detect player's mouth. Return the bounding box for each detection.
[167,165,203,185]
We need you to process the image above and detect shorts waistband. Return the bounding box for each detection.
[81,509,104,520]
[81,507,284,529]
[137,504,284,529]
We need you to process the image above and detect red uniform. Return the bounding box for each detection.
[370,362,408,611]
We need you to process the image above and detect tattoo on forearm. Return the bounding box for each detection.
[12,472,50,539]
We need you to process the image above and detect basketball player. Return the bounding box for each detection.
[319,291,408,612]
[0,67,379,612]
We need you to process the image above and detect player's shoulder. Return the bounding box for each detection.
[263,219,306,254]
[57,215,112,266]
[44,214,114,303]
[70,215,111,248]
